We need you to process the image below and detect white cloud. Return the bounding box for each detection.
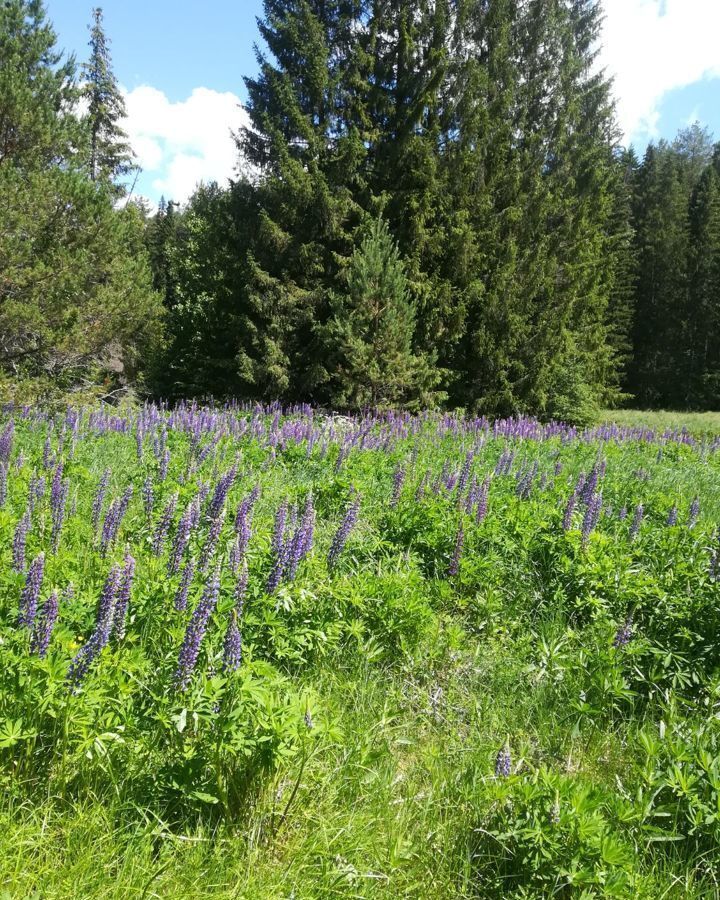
[122,86,250,203]
[600,0,720,142]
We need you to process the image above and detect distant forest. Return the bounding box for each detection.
[2,0,720,422]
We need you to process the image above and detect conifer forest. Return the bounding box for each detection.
[2,2,720,898]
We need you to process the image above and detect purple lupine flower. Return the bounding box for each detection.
[613,615,633,649]
[285,521,305,582]
[67,565,121,686]
[580,466,600,505]
[688,497,700,529]
[159,447,171,482]
[0,420,14,464]
[629,503,643,541]
[189,495,202,530]
[18,552,44,628]
[91,468,111,532]
[299,493,316,559]
[174,557,195,612]
[415,470,430,502]
[30,590,58,658]
[391,465,405,507]
[227,533,241,576]
[49,463,68,552]
[51,477,69,553]
[100,500,120,553]
[196,481,211,513]
[327,497,360,570]
[267,534,289,593]
[581,493,602,547]
[573,472,586,496]
[168,502,193,575]
[235,558,248,612]
[476,477,490,523]
[152,492,178,556]
[208,464,237,521]
[234,491,257,555]
[99,485,133,555]
[334,445,347,473]
[199,506,226,573]
[0,462,7,508]
[222,610,242,673]
[709,551,718,582]
[554,460,563,476]
[175,565,221,691]
[562,492,577,532]
[464,477,479,514]
[495,744,511,778]
[12,510,30,572]
[271,500,288,559]
[456,451,474,499]
[448,520,464,577]
[618,506,628,521]
[43,435,54,470]
[666,504,678,526]
[32,474,46,508]
[113,552,136,641]
[142,475,155,519]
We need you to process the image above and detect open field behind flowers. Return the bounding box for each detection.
[1,405,720,899]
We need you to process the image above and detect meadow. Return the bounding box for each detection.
[1,404,719,899]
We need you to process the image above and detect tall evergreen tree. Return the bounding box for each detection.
[0,0,79,169]
[235,0,368,399]
[325,217,439,407]
[81,7,134,190]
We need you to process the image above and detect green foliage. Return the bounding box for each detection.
[81,7,134,191]
[0,0,80,168]
[0,0,161,400]
[325,217,440,409]
[153,0,628,418]
[0,166,162,400]
[627,125,720,409]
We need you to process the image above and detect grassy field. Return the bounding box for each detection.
[1,406,720,899]
[598,408,720,434]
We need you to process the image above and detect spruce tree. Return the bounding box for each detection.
[235,0,366,399]
[81,7,134,190]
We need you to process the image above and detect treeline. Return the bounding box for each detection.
[626,130,720,408]
[2,2,720,419]
[149,0,626,422]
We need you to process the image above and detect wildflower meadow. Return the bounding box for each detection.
[1,404,720,897]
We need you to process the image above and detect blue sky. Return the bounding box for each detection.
[46,0,720,204]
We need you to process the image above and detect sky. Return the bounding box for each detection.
[46,0,720,205]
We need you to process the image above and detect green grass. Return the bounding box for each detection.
[598,408,720,434]
[1,407,720,898]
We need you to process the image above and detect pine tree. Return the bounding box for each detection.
[81,7,134,190]
[326,217,439,408]
[0,0,79,169]
[0,1,161,400]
